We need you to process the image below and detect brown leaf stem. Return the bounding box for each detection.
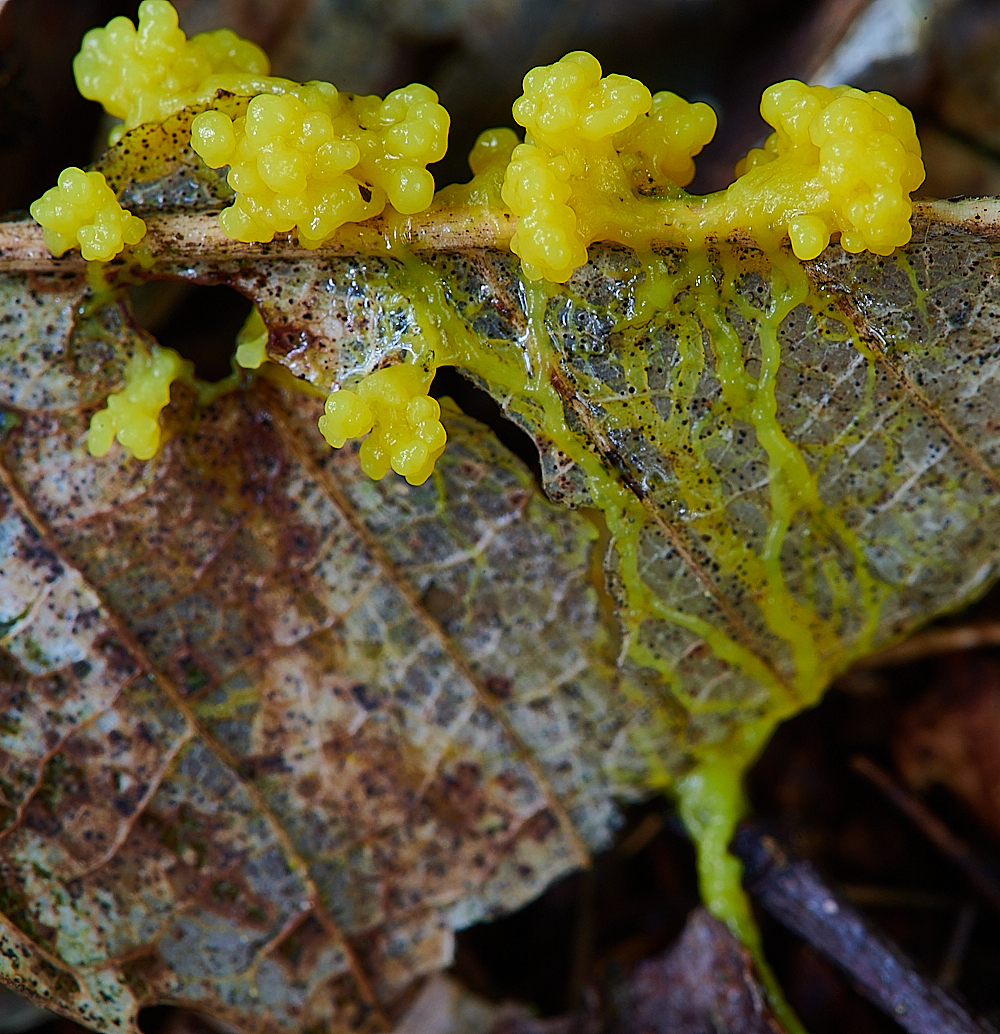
[732,823,997,1034]
[2,199,1000,274]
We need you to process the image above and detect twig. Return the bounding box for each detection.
[854,622,1000,669]
[849,755,1000,919]
[3,200,1000,274]
[939,903,978,990]
[732,823,997,1034]
[0,207,516,273]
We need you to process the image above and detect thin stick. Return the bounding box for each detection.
[939,902,978,989]
[3,200,1000,274]
[0,208,515,273]
[733,824,997,1034]
[854,622,1000,669]
[849,755,1000,919]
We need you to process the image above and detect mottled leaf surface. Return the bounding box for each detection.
[0,267,655,1030]
[3,124,1000,1032]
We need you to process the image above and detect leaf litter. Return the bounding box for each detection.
[7,0,1000,1032]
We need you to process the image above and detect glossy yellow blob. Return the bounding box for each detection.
[234,305,268,369]
[501,55,924,281]
[74,0,270,143]
[730,80,925,259]
[191,82,449,245]
[88,344,191,460]
[318,364,446,486]
[500,51,716,282]
[431,127,519,209]
[615,88,718,192]
[29,167,146,261]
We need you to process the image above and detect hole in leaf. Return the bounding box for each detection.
[135,1005,177,1034]
[135,1006,221,1034]
[128,280,253,382]
[430,366,541,485]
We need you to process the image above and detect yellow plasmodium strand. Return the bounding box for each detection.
[190,82,449,246]
[318,364,446,486]
[29,168,146,261]
[88,344,192,460]
[369,219,885,1032]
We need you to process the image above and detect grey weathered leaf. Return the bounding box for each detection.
[4,115,1000,1032]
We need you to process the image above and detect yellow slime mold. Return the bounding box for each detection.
[501,56,924,281]
[190,81,449,245]
[729,80,925,259]
[74,0,269,143]
[88,344,192,460]
[234,306,268,369]
[500,51,716,282]
[29,167,146,261]
[318,363,446,486]
[59,17,932,1026]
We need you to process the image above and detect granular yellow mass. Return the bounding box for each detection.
[730,80,925,259]
[29,167,146,262]
[88,344,191,460]
[74,0,269,143]
[500,57,924,280]
[318,364,446,486]
[190,82,449,245]
[500,51,716,282]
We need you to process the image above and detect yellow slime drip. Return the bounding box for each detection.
[88,343,192,460]
[29,167,146,261]
[234,306,268,369]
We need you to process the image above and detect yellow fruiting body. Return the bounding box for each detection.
[88,344,191,460]
[500,57,924,280]
[234,306,269,369]
[615,89,718,192]
[500,51,716,282]
[191,82,449,246]
[318,364,446,486]
[74,0,270,143]
[29,167,146,261]
[728,80,925,259]
[432,127,519,210]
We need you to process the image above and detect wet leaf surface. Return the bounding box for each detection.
[4,195,1000,1032]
